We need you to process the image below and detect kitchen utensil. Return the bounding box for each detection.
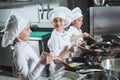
[49,70,84,80]
[93,0,106,6]
[105,0,120,6]
[56,57,86,72]
[89,35,96,41]
[41,41,44,52]
[101,58,120,80]
[101,58,120,72]
[79,46,102,56]
[77,69,103,74]
[56,57,71,68]
[95,41,112,47]
[81,71,118,80]
[41,3,44,20]
[84,35,96,45]
[64,57,94,72]
[66,57,94,67]
[47,0,50,19]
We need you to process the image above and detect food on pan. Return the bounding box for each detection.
[68,62,84,67]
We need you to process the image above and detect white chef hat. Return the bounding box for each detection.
[48,7,72,27]
[71,7,83,22]
[1,11,29,47]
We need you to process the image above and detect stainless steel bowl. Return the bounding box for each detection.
[101,58,120,71]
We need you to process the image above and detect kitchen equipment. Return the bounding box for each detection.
[40,3,44,20]
[90,7,120,36]
[84,35,96,45]
[65,57,93,67]
[93,0,106,6]
[49,70,85,80]
[56,57,72,68]
[81,71,118,80]
[95,41,112,48]
[79,46,102,56]
[101,58,120,80]
[77,69,103,74]
[101,58,120,72]
[60,57,94,72]
[88,35,96,41]
[105,0,120,6]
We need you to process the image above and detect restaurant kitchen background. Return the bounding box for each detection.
[0,0,120,80]
[0,0,68,67]
[0,0,92,69]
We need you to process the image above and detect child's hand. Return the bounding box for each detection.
[69,45,78,52]
[83,32,90,37]
[78,41,87,47]
[40,52,54,65]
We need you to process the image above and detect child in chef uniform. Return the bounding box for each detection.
[47,7,78,76]
[1,11,54,80]
[68,7,91,57]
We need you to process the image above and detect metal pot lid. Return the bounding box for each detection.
[101,58,120,71]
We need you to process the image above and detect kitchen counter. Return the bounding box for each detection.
[30,31,51,40]
[30,31,52,54]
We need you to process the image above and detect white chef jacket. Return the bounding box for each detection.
[13,41,46,80]
[47,29,71,75]
[68,26,83,57]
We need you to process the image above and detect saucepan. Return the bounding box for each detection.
[101,58,120,72]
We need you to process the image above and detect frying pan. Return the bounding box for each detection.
[95,41,112,48]
[65,57,94,66]
[101,58,120,72]
[58,57,94,72]
[84,35,96,45]
[79,46,102,56]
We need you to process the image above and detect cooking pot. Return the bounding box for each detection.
[101,58,120,72]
